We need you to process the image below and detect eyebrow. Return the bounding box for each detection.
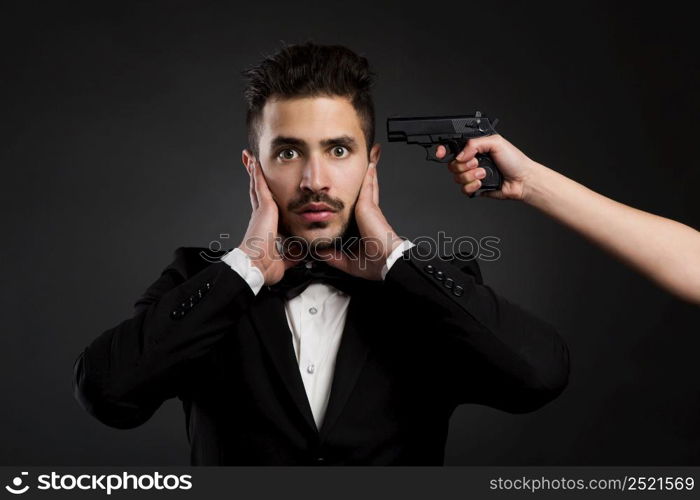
[270,135,358,150]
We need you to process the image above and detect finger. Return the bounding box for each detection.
[447,156,479,174]
[461,179,481,196]
[249,163,259,210]
[461,134,503,158]
[453,167,486,185]
[454,142,479,162]
[437,144,474,162]
[370,163,379,205]
[480,190,505,200]
[357,163,373,204]
[253,160,274,205]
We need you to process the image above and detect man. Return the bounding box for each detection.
[72,42,570,465]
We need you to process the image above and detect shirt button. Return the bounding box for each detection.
[305,261,313,269]
[307,363,315,374]
[308,306,318,315]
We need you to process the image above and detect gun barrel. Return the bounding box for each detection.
[385,112,503,193]
[387,114,496,142]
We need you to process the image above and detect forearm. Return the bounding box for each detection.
[384,246,570,412]
[73,259,255,428]
[523,162,700,304]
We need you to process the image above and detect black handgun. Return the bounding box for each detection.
[386,111,502,194]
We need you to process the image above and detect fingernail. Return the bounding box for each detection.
[457,151,466,161]
[475,169,485,179]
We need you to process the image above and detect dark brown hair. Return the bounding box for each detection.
[242,41,376,159]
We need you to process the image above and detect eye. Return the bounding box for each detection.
[278,148,299,161]
[331,146,349,158]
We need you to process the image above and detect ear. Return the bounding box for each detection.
[369,143,381,166]
[241,149,256,173]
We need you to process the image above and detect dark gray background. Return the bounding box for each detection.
[2,1,698,465]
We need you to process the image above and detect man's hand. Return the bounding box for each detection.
[237,161,302,285]
[315,163,404,280]
[436,134,542,200]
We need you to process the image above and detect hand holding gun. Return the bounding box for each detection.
[390,111,700,303]
[387,111,502,196]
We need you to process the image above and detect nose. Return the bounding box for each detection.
[299,154,330,193]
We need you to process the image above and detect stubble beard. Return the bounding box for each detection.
[277,208,361,260]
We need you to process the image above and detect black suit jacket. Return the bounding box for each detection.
[73,243,570,465]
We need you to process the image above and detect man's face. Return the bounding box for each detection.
[243,95,380,253]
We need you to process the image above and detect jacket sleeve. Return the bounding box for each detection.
[383,243,570,414]
[72,246,256,429]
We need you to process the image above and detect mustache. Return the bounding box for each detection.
[288,193,344,212]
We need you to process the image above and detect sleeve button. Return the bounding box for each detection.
[434,271,444,281]
[423,264,434,274]
[171,309,185,319]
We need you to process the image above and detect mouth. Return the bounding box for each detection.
[296,203,337,223]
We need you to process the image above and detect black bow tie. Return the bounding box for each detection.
[267,260,367,300]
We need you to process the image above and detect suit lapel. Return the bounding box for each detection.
[248,281,381,440]
[248,288,318,434]
[318,293,371,440]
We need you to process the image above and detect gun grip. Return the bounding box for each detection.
[475,153,503,194]
[424,142,503,196]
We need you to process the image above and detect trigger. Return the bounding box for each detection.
[424,145,439,162]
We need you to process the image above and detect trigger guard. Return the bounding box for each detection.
[425,144,453,163]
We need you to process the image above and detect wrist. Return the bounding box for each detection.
[224,248,265,294]
[237,244,268,275]
[381,238,414,280]
[364,213,402,256]
[521,161,552,206]
[388,231,404,254]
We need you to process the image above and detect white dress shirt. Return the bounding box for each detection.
[221,239,415,430]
